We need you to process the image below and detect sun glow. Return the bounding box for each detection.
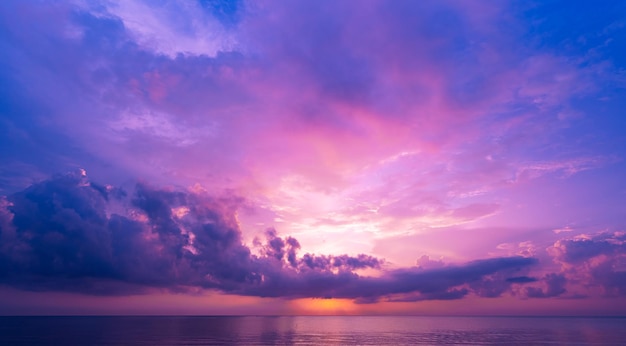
[292,298,357,315]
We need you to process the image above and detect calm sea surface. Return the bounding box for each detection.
[0,316,624,345]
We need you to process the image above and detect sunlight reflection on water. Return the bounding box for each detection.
[0,316,625,345]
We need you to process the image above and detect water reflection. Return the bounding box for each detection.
[0,316,624,345]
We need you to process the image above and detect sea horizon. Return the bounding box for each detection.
[3,314,626,317]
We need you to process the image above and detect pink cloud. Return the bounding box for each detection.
[1,1,623,315]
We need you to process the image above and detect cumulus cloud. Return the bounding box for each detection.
[546,232,626,297]
[506,232,626,300]
[0,172,538,302]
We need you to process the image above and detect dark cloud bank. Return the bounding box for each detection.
[0,171,541,302]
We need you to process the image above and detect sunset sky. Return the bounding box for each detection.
[1,0,626,315]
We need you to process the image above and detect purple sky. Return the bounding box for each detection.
[1,0,626,315]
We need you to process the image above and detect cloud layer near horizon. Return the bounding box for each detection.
[0,172,540,302]
[1,172,625,303]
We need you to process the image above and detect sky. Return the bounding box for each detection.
[0,0,626,316]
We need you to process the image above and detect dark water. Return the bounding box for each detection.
[0,316,625,345]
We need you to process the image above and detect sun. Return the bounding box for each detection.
[292,298,357,315]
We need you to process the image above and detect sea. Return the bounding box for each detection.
[0,316,625,345]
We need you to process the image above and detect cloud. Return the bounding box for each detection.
[0,0,618,254]
[415,255,445,270]
[0,172,538,302]
[0,170,253,294]
[386,288,470,303]
[512,156,618,182]
[506,231,626,300]
[76,0,238,58]
[524,273,567,298]
[238,253,536,302]
[546,232,626,297]
[553,226,574,234]
[1,1,623,307]
[506,276,538,284]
